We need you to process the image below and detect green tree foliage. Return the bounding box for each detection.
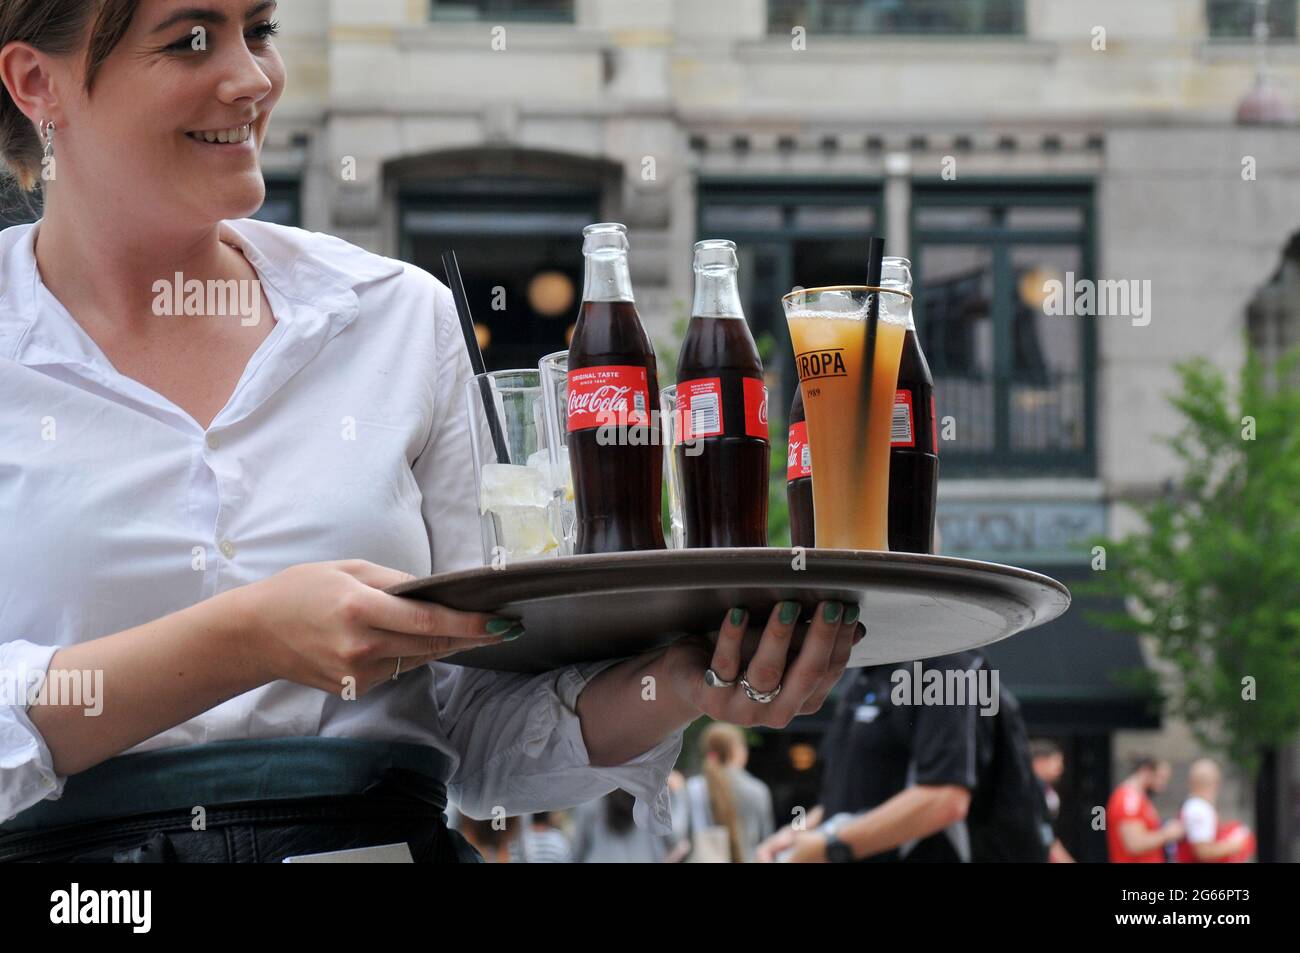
[1087,348,1300,773]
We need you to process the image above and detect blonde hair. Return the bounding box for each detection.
[0,0,140,192]
[700,722,747,863]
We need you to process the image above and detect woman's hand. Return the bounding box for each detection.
[661,600,862,729]
[231,559,519,696]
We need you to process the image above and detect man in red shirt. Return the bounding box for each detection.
[1106,756,1184,863]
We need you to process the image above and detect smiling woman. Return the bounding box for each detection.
[0,0,856,865]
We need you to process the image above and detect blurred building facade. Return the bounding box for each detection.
[5,0,1299,859]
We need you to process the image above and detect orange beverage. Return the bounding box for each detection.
[782,284,910,550]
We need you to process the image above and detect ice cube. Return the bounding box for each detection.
[525,448,573,499]
[493,505,560,558]
[480,463,550,513]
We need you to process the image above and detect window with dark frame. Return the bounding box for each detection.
[768,0,1025,36]
[398,177,600,371]
[911,184,1095,476]
[696,180,885,419]
[1207,0,1297,38]
[429,0,575,23]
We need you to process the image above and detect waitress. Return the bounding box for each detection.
[0,0,860,862]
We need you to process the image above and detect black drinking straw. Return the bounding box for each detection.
[857,236,885,479]
[442,250,512,465]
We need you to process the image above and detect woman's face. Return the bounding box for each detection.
[59,0,284,226]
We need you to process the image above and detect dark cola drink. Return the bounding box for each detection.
[786,384,814,548]
[675,240,769,548]
[885,258,939,554]
[566,224,666,554]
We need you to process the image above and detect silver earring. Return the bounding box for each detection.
[42,121,55,162]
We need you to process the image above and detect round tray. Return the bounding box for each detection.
[386,549,1071,674]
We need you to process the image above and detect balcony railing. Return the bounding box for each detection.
[768,0,1026,36]
[934,370,1090,475]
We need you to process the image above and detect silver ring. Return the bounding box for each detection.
[704,668,735,689]
[392,657,403,681]
[740,672,781,704]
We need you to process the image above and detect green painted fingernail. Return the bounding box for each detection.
[730,607,746,627]
[779,601,799,625]
[501,625,525,642]
[486,618,517,635]
[823,601,843,624]
[843,603,860,626]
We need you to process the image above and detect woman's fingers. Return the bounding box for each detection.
[708,606,747,684]
[798,613,860,715]
[343,583,514,640]
[357,637,505,691]
[737,600,800,696]
[333,560,522,640]
[770,601,842,709]
[364,629,510,662]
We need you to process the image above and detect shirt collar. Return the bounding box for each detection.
[0,217,405,369]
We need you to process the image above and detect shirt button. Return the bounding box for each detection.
[206,432,221,450]
[219,540,236,559]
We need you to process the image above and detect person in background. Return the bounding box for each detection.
[508,811,573,864]
[1106,756,1183,863]
[1030,738,1075,863]
[758,652,1019,863]
[677,723,774,863]
[571,790,679,863]
[1177,758,1253,863]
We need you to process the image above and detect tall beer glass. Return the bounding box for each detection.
[781,278,912,550]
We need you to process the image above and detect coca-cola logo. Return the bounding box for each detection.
[787,439,802,468]
[758,393,769,426]
[567,384,632,418]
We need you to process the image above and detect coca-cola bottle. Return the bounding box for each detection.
[566,223,666,554]
[675,240,770,548]
[786,384,814,548]
[885,257,939,554]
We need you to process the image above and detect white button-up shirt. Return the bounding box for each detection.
[0,218,681,829]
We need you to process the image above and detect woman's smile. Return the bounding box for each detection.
[183,119,259,159]
[186,123,252,145]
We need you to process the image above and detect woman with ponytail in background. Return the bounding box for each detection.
[681,724,775,862]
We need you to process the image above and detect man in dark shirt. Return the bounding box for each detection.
[757,651,989,863]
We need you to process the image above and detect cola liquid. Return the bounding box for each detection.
[888,324,939,554]
[674,240,769,548]
[786,384,815,548]
[566,224,666,554]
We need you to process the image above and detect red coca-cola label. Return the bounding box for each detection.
[678,377,723,441]
[744,377,769,440]
[890,389,915,449]
[566,365,651,432]
[787,420,812,482]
